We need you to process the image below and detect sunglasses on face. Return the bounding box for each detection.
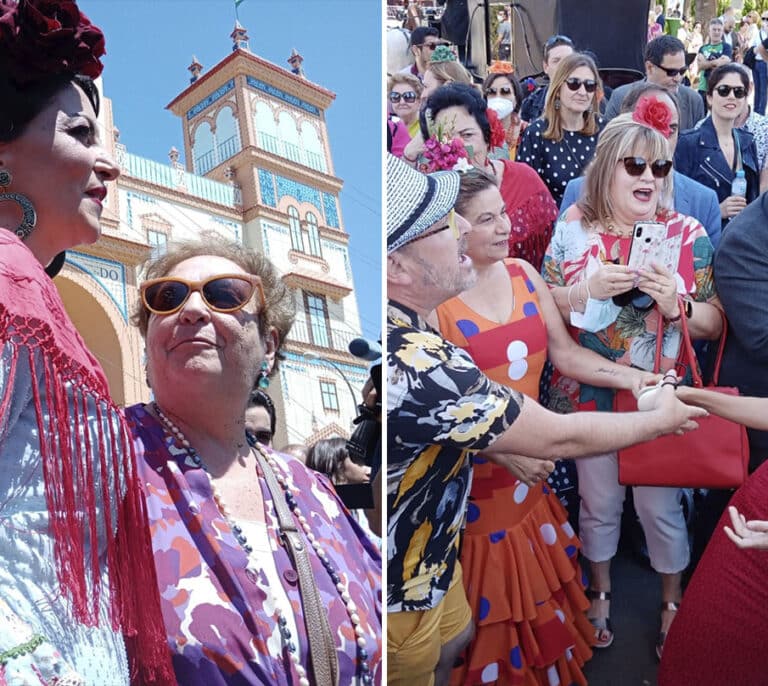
[250,429,273,445]
[417,42,441,50]
[621,156,673,178]
[714,84,747,98]
[389,90,418,104]
[486,86,513,96]
[653,63,687,77]
[141,274,266,316]
[564,77,597,93]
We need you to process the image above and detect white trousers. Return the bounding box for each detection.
[576,452,689,574]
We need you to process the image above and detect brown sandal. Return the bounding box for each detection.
[656,601,679,660]
[586,589,614,649]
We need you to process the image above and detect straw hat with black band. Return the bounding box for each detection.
[386,153,461,254]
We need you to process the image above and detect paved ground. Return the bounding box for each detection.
[582,549,662,686]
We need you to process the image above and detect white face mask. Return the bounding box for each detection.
[570,296,622,333]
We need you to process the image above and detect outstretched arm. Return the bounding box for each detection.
[676,386,768,430]
[484,381,706,464]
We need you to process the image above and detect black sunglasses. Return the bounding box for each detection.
[653,63,687,77]
[714,85,747,99]
[389,90,418,104]
[141,274,265,315]
[251,429,273,445]
[417,42,441,50]
[621,157,673,178]
[564,77,597,93]
[486,86,513,96]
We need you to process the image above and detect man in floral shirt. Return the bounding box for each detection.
[385,154,710,686]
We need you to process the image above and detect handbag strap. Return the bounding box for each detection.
[677,298,729,386]
[254,448,340,686]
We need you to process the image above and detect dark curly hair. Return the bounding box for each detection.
[420,82,491,146]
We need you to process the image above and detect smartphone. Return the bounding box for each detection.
[627,221,668,272]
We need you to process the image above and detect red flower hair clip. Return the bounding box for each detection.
[486,107,507,149]
[632,95,673,139]
[0,0,105,87]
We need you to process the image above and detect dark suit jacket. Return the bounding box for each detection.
[714,192,768,470]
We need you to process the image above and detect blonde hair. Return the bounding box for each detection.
[578,113,674,228]
[543,52,602,141]
[387,72,423,97]
[425,60,473,88]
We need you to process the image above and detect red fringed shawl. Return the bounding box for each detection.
[0,230,173,685]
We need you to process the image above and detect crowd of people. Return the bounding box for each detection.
[388,5,768,686]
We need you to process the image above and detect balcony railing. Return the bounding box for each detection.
[288,318,358,352]
[124,152,237,207]
[256,133,327,173]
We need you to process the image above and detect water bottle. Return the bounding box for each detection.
[731,169,747,198]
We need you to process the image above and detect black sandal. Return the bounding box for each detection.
[656,600,679,660]
[586,589,614,649]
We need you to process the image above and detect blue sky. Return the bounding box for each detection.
[79,0,383,341]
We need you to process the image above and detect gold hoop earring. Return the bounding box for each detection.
[0,168,37,239]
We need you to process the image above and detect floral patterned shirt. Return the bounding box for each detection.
[127,404,382,686]
[541,207,717,413]
[387,301,522,612]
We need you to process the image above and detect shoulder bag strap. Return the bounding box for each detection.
[255,448,340,686]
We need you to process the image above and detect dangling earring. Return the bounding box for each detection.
[0,168,37,239]
[257,360,270,389]
[554,97,561,110]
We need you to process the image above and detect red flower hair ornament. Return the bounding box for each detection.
[0,0,105,87]
[632,95,673,139]
[486,107,507,149]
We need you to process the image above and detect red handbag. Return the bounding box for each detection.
[614,299,748,488]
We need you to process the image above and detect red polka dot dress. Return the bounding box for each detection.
[436,259,593,686]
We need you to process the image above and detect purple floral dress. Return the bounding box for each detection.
[126,404,382,685]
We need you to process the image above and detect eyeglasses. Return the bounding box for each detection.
[762,15,768,20]
[250,429,273,446]
[410,210,459,243]
[714,84,748,98]
[486,86,513,96]
[564,77,598,93]
[417,42,442,50]
[653,63,687,77]
[621,156,673,178]
[389,90,418,104]
[140,274,266,315]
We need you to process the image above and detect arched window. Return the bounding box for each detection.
[255,101,279,155]
[192,122,215,175]
[215,107,241,163]
[288,206,302,251]
[305,212,322,257]
[278,112,302,164]
[301,122,327,172]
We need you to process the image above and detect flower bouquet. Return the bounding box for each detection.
[419,109,472,173]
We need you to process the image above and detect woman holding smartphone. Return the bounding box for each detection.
[541,105,723,658]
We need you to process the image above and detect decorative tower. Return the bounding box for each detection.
[164,22,366,448]
[287,49,305,78]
